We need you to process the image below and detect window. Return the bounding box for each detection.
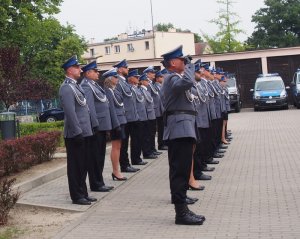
[127,43,134,52]
[114,45,120,53]
[90,48,95,57]
[105,46,111,55]
[145,41,149,50]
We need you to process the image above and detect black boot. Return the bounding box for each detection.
[174,204,205,225]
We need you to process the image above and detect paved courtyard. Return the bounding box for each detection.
[52,108,300,239]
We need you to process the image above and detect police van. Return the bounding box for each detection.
[251,73,289,111]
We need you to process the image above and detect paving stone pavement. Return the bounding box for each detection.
[52,108,299,238]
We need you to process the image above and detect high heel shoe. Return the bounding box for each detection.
[112,173,127,181]
[189,184,205,191]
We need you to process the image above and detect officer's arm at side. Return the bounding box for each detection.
[60,85,82,137]
[81,84,99,130]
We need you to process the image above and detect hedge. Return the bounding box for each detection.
[20,121,64,146]
[0,131,61,177]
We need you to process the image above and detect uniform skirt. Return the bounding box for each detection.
[222,112,228,121]
[110,124,126,140]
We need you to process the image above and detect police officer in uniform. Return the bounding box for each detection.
[114,59,140,173]
[160,45,205,225]
[127,69,149,164]
[143,66,162,156]
[154,70,168,150]
[80,61,114,192]
[59,56,96,205]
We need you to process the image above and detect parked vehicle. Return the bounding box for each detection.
[251,73,289,111]
[227,74,241,112]
[290,69,300,109]
[38,108,64,122]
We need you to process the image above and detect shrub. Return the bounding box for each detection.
[0,131,61,176]
[0,178,19,225]
[19,121,64,146]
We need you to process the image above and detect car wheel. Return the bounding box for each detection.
[254,107,259,112]
[235,103,241,113]
[297,103,300,109]
[284,105,289,110]
[46,116,57,122]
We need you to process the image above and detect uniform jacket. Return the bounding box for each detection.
[132,85,147,121]
[200,79,217,121]
[161,63,197,140]
[105,87,127,127]
[59,77,93,138]
[208,80,222,119]
[147,81,164,117]
[81,78,112,131]
[115,75,139,122]
[194,82,210,128]
[140,85,156,120]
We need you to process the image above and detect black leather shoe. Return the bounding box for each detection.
[186,196,198,203]
[91,185,113,192]
[213,153,224,158]
[152,151,162,155]
[85,196,97,202]
[132,161,148,165]
[104,185,114,190]
[216,149,226,154]
[72,198,91,205]
[175,204,204,225]
[207,159,219,164]
[121,166,140,173]
[158,145,168,150]
[195,174,212,180]
[202,166,215,172]
[185,197,196,205]
[143,154,158,159]
[219,145,228,149]
[226,136,233,140]
[189,185,205,191]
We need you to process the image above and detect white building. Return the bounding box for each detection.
[83,29,195,67]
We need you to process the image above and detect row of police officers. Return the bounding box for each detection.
[59,45,232,225]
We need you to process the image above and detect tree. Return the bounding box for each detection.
[203,0,245,53]
[0,0,87,91]
[0,47,54,111]
[154,23,175,32]
[247,0,300,49]
[194,33,204,43]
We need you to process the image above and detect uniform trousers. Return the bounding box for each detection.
[65,136,89,201]
[156,116,165,148]
[87,132,106,190]
[194,128,211,176]
[141,120,153,156]
[120,121,141,169]
[210,119,219,153]
[148,119,157,152]
[168,137,194,204]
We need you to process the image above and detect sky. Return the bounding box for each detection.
[55,0,266,44]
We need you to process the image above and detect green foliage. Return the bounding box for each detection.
[204,0,245,53]
[0,227,24,239]
[0,0,87,92]
[104,37,118,42]
[194,33,204,43]
[20,121,64,146]
[247,0,300,49]
[154,23,175,32]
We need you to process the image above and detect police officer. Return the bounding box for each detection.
[143,66,162,156]
[80,61,114,192]
[154,70,168,150]
[139,73,158,159]
[114,59,140,173]
[127,69,149,164]
[59,56,96,205]
[160,45,205,225]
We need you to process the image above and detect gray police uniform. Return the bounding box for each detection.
[81,78,111,189]
[59,77,92,201]
[161,63,197,204]
[116,75,141,169]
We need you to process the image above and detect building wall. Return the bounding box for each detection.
[154,32,195,57]
[83,31,195,64]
